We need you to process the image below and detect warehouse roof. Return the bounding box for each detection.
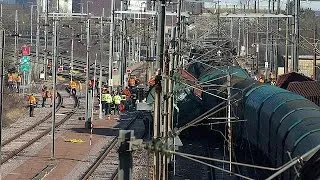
[287,81,320,106]
[276,72,313,89]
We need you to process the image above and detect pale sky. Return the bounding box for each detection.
[204,0,320,11]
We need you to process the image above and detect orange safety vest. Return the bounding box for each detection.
[128,78,135,86]
[123,88,131,98]
[29,95,36,105]
[69,81,77,89]
[148,78,155,86]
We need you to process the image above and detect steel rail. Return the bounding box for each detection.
[80,112,143,180]
[110,116,149,180]
[2,93,63,146]
[1,93,79,165]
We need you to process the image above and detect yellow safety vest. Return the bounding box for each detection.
[101,94,108,102]
[113,95,121,105]
[106,94,113,103]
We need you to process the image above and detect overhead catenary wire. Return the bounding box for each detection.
[166,151,282,171]
[179,81,228,100]
[171,151,255,180]
[175,95,241,135]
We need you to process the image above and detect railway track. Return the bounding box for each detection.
[80,112,146,180]
[1,91,79,165]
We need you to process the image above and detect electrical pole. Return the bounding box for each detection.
[237,19,241,56]
[71,29,74,82]
[170,1,181,174]
[108,0,114,92]
[150,2,156,74]
[246,19,249,59]
[51,13,58,159]
[314,26,317,80]
[154,0,166,179]
[15,10,19,71]
[265,17,269,80]
[123,1,128,88]
[285,0,290,73]
[293,0,300,72]
[92,53,97,122]
[227,68,232,173]
[30,4,34,81]
[1,4,2,23]
[30,5,33,46]
[85,17,91,129]
[35,4,40,81]
[0,26,5,177]
[79,3,84,41]
[99,9,104,120]
[120,0,124,87]
[43,0,49,80]
[176,0,182,69]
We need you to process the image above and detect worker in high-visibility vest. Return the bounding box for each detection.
[16,74,21,93]
[104,91,113,116]
[101,90,107,115]
[120,94,127,112]
[113,93,121,115]
[41,86,48,107]
[69,80,77,95]
[28,94,37,117]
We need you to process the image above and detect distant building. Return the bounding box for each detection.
[51,0,72,13]
[280,55,320,78]
[128,0,147,11]
[37,0,73,13]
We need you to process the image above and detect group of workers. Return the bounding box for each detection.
[100,86,136,117]
[257,73,276,85]
[28,85,56,117]
[7,73,22,93]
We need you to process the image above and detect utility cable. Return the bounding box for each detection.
[168,151,279,171]
[169,151,255,180]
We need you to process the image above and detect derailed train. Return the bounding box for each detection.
[147,63,320,179]
[192,63,320,179]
